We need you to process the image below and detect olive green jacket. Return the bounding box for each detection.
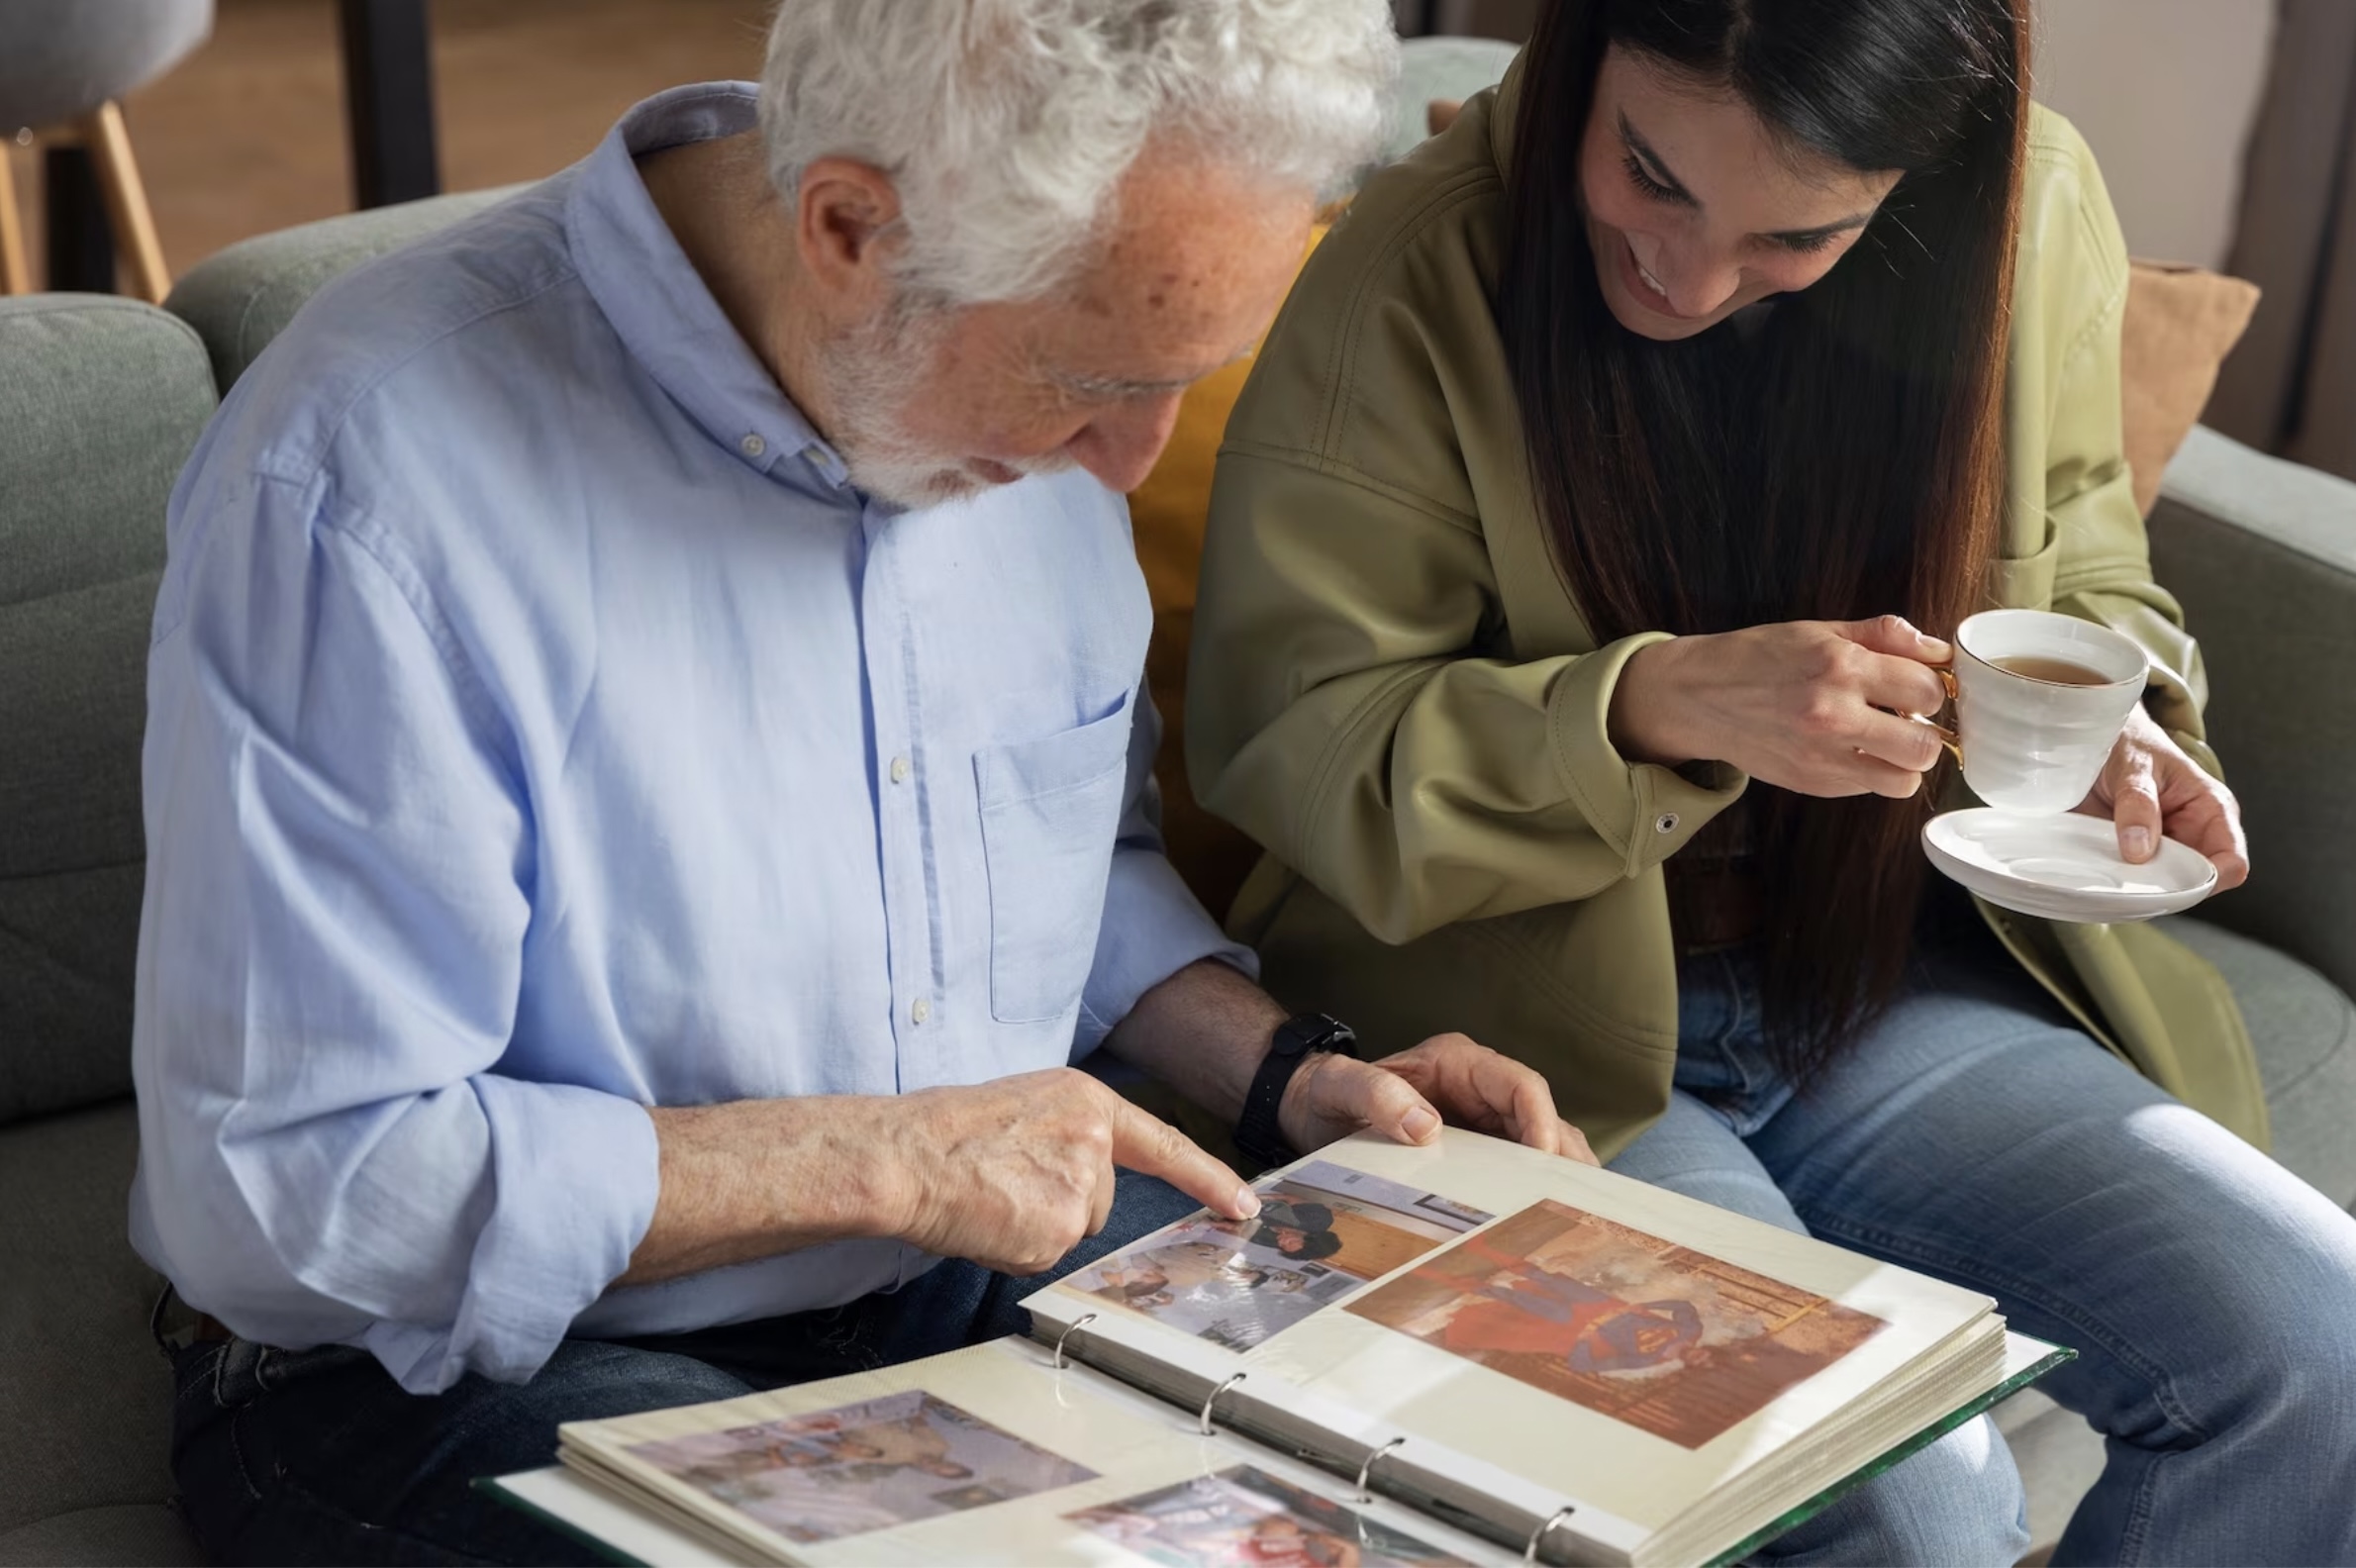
[1187,69,2265,1158]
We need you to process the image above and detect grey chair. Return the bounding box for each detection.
[0,0,213,300]
[1,293,216,1565]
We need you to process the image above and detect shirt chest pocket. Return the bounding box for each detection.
[972,692,1137,1025]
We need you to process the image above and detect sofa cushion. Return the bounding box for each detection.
[2119,261,2260,516]
[0,1505,203,1568]
[2161,915,2356,1209]
[0,299,213,1127]
[0,1102,182,1538]
[2151,428,2356,1006]
[0,298,210,610]
[165,185,525,390]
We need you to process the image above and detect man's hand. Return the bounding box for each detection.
[2078,707,2250,891]
[879,1068,1260,1276]
[1104,960,1599,1172]
[1277,1034,1598,1166]
[623,1068,1256,1287]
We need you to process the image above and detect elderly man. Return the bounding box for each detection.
[132,2,1592,1561]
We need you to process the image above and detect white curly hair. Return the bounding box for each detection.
[757,0,1398,307]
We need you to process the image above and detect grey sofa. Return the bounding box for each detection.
[6,183,2355,1568]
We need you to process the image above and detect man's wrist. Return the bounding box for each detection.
[835,1094,926,1246]
[1101,957,1290,1127]
[626,1094,916,1285]
[1235,1013,1357,1168]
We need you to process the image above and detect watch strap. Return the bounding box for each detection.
[1233,1014,1358,1169]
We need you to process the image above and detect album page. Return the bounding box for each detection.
[1026,1129,2008,1563]
[550,1333,1518,1565]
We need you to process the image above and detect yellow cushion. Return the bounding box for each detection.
[1129,224,1328,920]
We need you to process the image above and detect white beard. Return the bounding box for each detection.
[816,303,1072,509]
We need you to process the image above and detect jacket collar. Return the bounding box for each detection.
[1487,49,1529,183]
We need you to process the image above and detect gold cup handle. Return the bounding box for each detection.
[1908,665,1963,765]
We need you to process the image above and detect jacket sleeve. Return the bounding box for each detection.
[2028,124,2220,775]
[1186,442,1741,947]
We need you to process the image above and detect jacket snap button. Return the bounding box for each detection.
[1654,812,1680,834]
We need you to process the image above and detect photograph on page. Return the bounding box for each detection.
[623,1390,1098,1545]
[1066,1463,1477,1567]
[1060,1159,1498,1350]
[1345,1200,1888,1448]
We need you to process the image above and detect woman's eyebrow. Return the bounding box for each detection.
[1620,109,1875,244]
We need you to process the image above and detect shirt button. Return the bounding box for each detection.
[739,433,766,457]
[889,756,912,784]
[1655,812,1681,834]
[910,999,932,1025]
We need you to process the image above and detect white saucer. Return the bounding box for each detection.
[1921,808,2218,924]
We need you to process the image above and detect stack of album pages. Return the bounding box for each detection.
[485,1127,2067,1566]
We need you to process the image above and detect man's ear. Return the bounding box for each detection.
[793,154,904,313]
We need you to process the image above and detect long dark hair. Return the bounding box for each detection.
[1499,0,2029,1083]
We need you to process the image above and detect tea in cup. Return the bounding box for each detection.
[1927,610,2150,815]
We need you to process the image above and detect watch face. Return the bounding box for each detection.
[1279,1014,1352,1057]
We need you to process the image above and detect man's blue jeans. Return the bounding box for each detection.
[166,1171,1207,1565]
[1613,931,2356,1565]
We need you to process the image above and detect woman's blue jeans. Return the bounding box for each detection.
[1611,932,2356,1565]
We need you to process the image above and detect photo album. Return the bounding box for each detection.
[483,1128,2067,1566]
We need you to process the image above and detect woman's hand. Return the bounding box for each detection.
[1277,1034,1599,1165]
[2078,707,2250,890]
[1611,615,1953,798]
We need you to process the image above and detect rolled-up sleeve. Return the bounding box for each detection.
[132,468,657,1393]
[1073,684,1258,1055]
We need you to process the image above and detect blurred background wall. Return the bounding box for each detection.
[2034,0,2275,271]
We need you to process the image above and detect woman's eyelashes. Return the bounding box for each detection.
[1620,147,1848,257]
[1621,149,1678,202]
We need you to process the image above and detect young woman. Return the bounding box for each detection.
[1188,0,2356,1561]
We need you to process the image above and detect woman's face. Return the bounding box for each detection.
[1578,46,1905,342]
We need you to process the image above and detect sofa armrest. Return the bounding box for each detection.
[2148,425,2356,1001]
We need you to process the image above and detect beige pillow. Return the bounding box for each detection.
[2120,259,2261,515]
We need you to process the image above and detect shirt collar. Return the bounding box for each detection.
[566,82,851,492]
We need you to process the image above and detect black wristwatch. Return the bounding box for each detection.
[1234,1013,1359,1169]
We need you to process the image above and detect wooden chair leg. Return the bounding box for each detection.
[78,102,169,304]
[0,147,30,295]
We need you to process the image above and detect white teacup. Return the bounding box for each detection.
[1931,609,2150,816]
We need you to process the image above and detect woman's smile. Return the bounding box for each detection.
[1617,230,1684,315]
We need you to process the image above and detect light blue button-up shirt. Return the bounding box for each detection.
[129,83,1251,1394]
